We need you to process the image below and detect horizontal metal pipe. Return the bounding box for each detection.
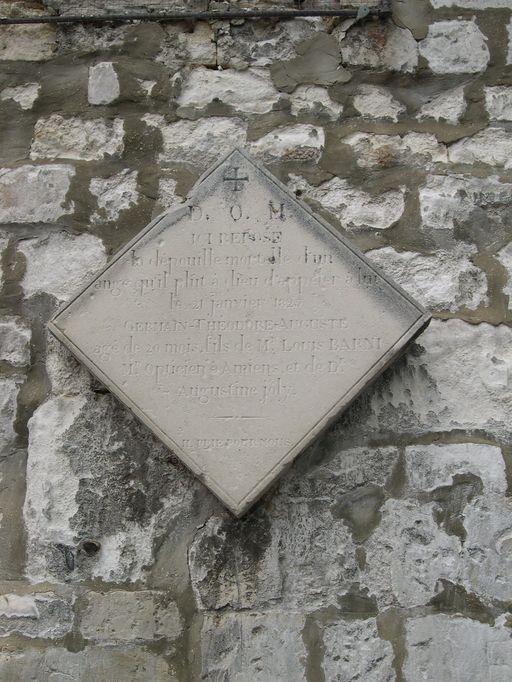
[0,7,389,25]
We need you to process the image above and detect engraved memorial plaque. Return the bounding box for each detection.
[49,149,431,516]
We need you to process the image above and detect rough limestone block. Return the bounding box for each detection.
[404,615,512,682]
[339,20,418,72]
[155,117,248,167]
[417,86,466,123]
[178,67,280,114]
[80,591,181,644]
[249,124,324,162]
[201,612,307,681]
[497,241,512,309]
[362,498,461,607]
[18,232,106,301]
[24,392,196,583]
[419,174,512,232]
[0,592,73,639]
[0,165,75,223]
[358,319,512,441]
[0,2,56,61]
[289,176,405,231]
[353,85,405,122]
[88,62,120,105]
[0,83,40,110]
[0,316,31,367]
[419,21,490,74]
[0,646,170,681]
[288,85,343,120]
[462,494,512,602]
[404,443,506,496]
[30,115,124,161]
[485,86,512,121]
[0,233,7,284]
[448,128,512,168]
[343,132,447,169]
[0,376,19,455]
[322,618,394,682]
[45,331,92,396]
[177,22,216,66]
[90,169,139,223]
[366,245,488,312]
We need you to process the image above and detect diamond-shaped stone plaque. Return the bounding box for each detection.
[49,149,430,516]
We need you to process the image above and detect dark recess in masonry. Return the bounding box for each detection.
[0,3,390,25]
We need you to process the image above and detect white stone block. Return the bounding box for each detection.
[0,83,40,110]
[18,232,106,301]
[88,62,120,105]
[366,245,488,311]
[178,67,280,114]
[0,165,75,223]
[90,169,139,222]
[419,21,489,74]
[353,85,405,122]
[0,316,31,367]
[249,124,324,162]
[31,115,124,161]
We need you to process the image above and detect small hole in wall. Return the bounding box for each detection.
[82,540,101,556]
[295,189,303,197]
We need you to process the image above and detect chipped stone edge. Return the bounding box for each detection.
[47,148,431,518]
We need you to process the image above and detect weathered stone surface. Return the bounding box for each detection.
[0,646,170,681]
[353,85,405,122]
[157,117,247,167]
[0,2,56,61]
[270,32,351,93]
[0,377,19,454]
[19,232,106,301]
[45,332,91,396]
[484,86,512,121]
[362,498,461,607]
[358,319,512,440]
[322,618,394,682]
[0,233,7,285]
[449,128,512,168]
[177,22,216,66]
[419,173,512,233]
[497,241,512,308]
[366,245,488,312]
[30,115,124,161]
[339,20,418,72]
[201,612,307,681]
[80,590,181,643]
[0,591,73,639]
[0,83,39,110]
[0,165,75,223]
[288,85,343,120]
[249,124,324,162]
[404,443,506,496]
[418,86,466,123]
[462,493,512,602]
[290,176,405,231]
[343,132,447,169]
[431,0,512,6]
[24,392,196,583]
[419,21,490,74]
[155,174,184,214]
[88,62,120,105]
[508,17,512,65]
[404,615,512,682]
[0,316,31,367]
[178,67,280,114]
[24,396,86,580]
[216,16,322,69]
[90,169,139,222]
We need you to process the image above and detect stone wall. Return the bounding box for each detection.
[1,1,512,679]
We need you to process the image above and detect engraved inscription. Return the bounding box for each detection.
[50,149,429,516]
